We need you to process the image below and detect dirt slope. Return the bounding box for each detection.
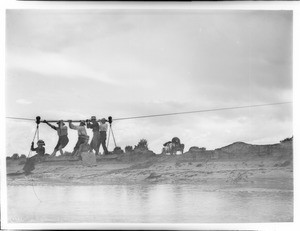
[6,141,293,189]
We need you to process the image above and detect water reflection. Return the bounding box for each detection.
[7,185,293,223]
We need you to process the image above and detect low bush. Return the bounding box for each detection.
[113,146,124,154]
[280,136,293,143]
[125,146,133,153]
[134,139,148,151]
[11,153,19,160]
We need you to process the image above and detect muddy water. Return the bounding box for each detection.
[7,185,292,223]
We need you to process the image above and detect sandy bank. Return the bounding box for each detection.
[6,153,293,191]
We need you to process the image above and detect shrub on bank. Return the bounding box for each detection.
[125,146,133,153]
[11,153,19,160]
[134,139,148,151]
[280,136,293,143]
[113,146,124,154]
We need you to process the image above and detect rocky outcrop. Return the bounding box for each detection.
[189,146,206,153]
[214,141,293,159]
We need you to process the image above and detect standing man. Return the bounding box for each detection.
[87,116,100,155]
[99,118,109,155]
[69,120,88,156]
[44,120,69,157]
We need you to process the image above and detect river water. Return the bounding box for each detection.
[7,185,293,223]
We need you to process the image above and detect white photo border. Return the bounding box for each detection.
[0,1,299,230]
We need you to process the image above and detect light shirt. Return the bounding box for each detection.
[99,123,108,132]
[69,123,87,136]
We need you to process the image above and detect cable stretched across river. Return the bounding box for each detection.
[113,101,292,121]
[5,101,292,122]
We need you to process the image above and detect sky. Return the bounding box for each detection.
[5,10,293,156]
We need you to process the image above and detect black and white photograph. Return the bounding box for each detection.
[1,4,296,229]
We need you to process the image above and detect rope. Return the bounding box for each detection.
[6,116,35,121]
[25,175,42,203]
[107,125,117,148]
[28,125,39,158]
[31,178,42,203]
[110,125,117,148]
[25,124,42,202]
[113,101,292,121]
[37,125,39,141]
[107,126,111,148]
[5,101,292,122]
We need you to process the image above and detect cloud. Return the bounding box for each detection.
[7,51,118,85]
[16,98,32,105]
[5,10,293,156]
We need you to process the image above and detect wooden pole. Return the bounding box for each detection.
[44,120,86,123]
[37,116,110,123]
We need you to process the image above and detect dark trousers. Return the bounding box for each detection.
[90,131,100,155]
[99,131,108,154]
[72,136,86,155]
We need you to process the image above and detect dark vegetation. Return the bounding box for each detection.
[125,146,133,153]
[134,139,148,151]
[280,136,293,143]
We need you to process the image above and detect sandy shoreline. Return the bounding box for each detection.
[6,153,293,191]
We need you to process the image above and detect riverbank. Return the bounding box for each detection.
[6,153,293,191]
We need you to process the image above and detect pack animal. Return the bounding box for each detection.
[162,137,184,155]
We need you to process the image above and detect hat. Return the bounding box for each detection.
[80,120,86,126]
[57,120,65,125]
[91,116,96,120]
[37,140,45,146]
[100,118,107,123]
